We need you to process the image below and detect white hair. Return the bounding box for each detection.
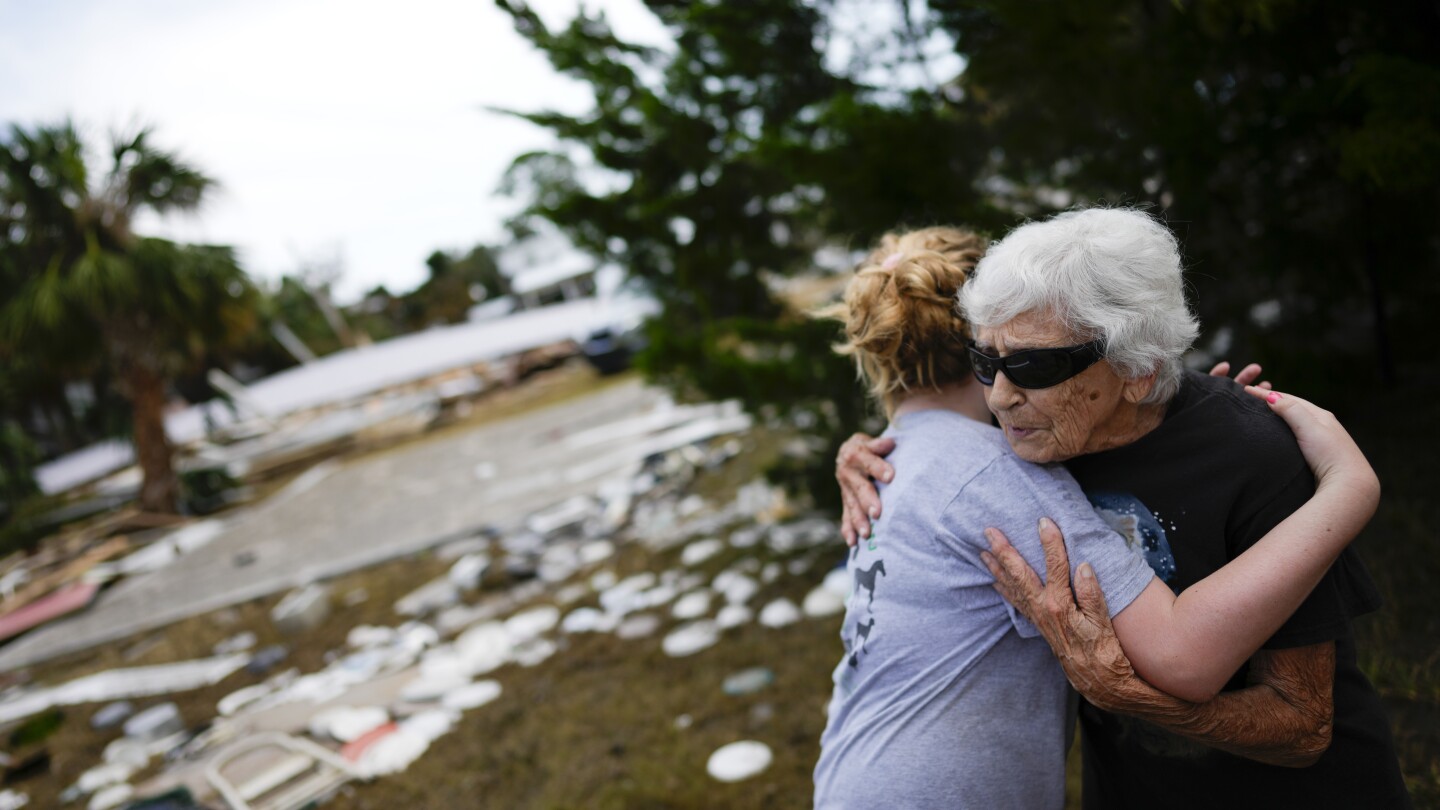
[959,207,1199,403]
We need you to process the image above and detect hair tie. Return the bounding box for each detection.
[881,251,905,270]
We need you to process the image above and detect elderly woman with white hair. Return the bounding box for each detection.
[834,208,1409,808]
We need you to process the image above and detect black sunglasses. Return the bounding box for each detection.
[967,340,1107,389]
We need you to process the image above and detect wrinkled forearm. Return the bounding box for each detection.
[1075,644,1336,768]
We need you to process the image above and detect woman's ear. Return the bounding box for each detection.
[1121,372,1157,404]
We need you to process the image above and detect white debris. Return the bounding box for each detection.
[712,571,758,605]
[437,537,489,561]
[758,599,801,628]
[504,606,560,642]
[455,622,513,675]
[217,683,274,717]
[448,554,490,590]
[271,583,332,634]
[512,637,558,667]
[589,570,618,591]
[100,738,149,770]
[353,727,430,778]
[555,583,589,605]
[821,566,851,596]
[615,614,661,640]
[212,631,257,656]
[309,705,390,743]
[0,654,249,726]
[77,762,136,794]
[401,710,457,743]
[441,679,502,712]
[87,784,134,810]
[527,496,597,537]
[640,583,677,608]
[680,538,724,566]
[123,703,183,743]
[395,577,461,617]
[579,540,615,565]
[662,621,720,657]
[671,590,712,620]
[728,526,764,549]
[802,586,846,618]
[715,604,753,630]
[786,558,813,576]
[673,713,693,730]
[561,607,618,634]
[707,740,773,782]
[0,789,27,810]
[347,625,396,648]
[760,563,781,584]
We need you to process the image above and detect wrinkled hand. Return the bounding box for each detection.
[1209,360,1272,390]
[836,433,896,546]
[981,518,1159,713]
[1244,386,1380,508]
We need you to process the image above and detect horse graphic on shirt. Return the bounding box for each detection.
[848,617,876,668]
[853,559,886,607]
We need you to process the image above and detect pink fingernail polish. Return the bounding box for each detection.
[1266,392,1280,404]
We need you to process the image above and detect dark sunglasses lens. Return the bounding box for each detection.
[968,348,997,384]
[1009,349,1072,388]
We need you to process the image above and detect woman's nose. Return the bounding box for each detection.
[987,372,1025,410]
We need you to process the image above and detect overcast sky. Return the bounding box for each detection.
[0,0,668,301]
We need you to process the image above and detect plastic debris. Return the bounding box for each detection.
[680,538,724,567]
[0,655,248,726]
[394,578,460,617]
[270,584,331,635]
[448,554,490,590]
[456,622,513,675]
[760,562,781,584]
[707,740,773,782]
[504,606,560,642]
[217,683,273,717]
[513,637,558,667]
[90,701,134,731]
[401,710,457,743]
[671,590,712,620]
[353,726,429,778]
[347,625,396,648]
[723,668,775,696]
[662,621,720,657]
[124,703,183,743]
[802,586,846,618]
[589,570,618,591]
[561,607,618,634]
[88,784,133,810]
[712,571,758,605]
[728,526,763,549]
[308,705,390,743]
[212,631,257,656]
[715,604,753,630]
[758,599,801,628]
[245,645,289,676]
[578,540,615,565]
[0,790,27,810]
[441,679,502,712]
[77,762,136,794]
[615,614,661,640]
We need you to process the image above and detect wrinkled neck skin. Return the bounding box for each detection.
[892,380,992,425]
[1082,398,1168,456]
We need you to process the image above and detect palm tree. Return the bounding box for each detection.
[0,121,258,513]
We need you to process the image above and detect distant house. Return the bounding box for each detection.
[500,230,599,311]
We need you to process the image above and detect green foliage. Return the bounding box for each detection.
[497,0,1438,509]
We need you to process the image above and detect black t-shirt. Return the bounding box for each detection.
[1064,370,1409,809]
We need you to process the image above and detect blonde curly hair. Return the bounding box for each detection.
[819,227,987,415]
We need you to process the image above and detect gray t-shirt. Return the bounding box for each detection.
[813,410,1155,809]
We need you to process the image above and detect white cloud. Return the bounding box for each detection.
[0,0,669,301]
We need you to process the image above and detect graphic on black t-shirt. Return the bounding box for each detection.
[1087,492,1177,586]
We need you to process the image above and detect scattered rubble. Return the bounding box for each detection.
[706,740,773,782]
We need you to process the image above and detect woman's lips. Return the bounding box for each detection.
[1006,425,1039,438]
